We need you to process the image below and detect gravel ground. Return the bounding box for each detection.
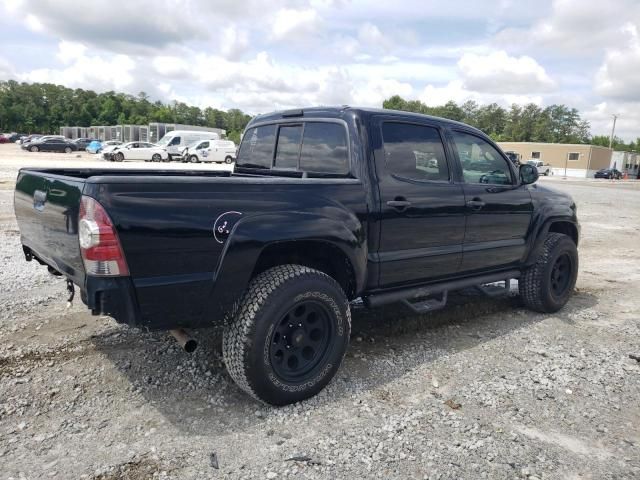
[1,144,639,479]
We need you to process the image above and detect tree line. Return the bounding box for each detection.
[1,81,638,151]
[0,80,252,143]
[383,95,640,152]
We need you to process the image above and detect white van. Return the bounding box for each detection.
[181,140,237,164]
[157,130,220,160]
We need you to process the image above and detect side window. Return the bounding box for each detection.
[169,137,181,146]
[200,141,209,149]
[237,124,276,168]
[300,122,349,174]
[531,151,541,159]
[451,131,513,185]
[381,122,449,182]
[275,125,303,169]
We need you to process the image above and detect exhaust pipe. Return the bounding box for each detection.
[169,329,198,353]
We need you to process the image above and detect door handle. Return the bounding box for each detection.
[466,198,486,210]
[387,198,412,209]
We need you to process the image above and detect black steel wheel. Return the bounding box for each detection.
[223,265,351,405]
[550,253,572,298]
[520,233,578,313]
[269,300,333,382]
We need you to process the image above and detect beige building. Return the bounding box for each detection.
[498,142,612,178]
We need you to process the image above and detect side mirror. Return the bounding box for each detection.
[520,164,539,185]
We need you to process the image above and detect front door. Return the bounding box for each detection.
[373,117,467,288]
[448,129,533,272]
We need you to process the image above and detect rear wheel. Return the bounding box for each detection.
[223,265,351,405]
[519,233,578,313]
[225,156,233,164]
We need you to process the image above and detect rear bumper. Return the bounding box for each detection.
[83,276,142,326]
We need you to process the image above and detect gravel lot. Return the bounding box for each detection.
[1,143,639,479]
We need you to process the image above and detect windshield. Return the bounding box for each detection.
[156,135,172,146]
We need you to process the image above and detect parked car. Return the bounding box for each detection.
[527,159,553,176]
[594,168,622,179]
[504,151,521,167]
[0,135,9,144]
[99,141,125,158]
[181,139,236,164]
[86,140,102,154]
[24,137,77,153]
[156,130,221,160]
[109,142,169,162]
[73,138,98,151]
[13,106,580,405]
[21,135,64,149]
[19,134,43,146]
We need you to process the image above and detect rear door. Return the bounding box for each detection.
[373,116,466,287]
[448,129,533,272]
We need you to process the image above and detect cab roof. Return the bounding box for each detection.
[249,106,484,135]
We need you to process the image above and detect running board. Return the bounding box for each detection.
[363,270,521,309]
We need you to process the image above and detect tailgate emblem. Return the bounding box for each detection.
[33,189,47,211]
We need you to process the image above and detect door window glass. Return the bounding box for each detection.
[451,131,513,185]
[200,141,209,149]
[237,124,276,168]
[275,125,303,169]
[300,122,349,174]
[381,122,450,182]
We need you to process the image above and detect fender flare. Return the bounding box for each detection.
[209,211,366,318]
[524,216,579,265]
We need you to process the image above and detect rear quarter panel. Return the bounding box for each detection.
[88,177,368,329]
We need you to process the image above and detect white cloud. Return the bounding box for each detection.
[594,24,640,101]
[20,42,137,92]
[494,0,640,55]
[419,80,543,108]
[219,25,250,60]
[271,8,321,40]
[458,51,555,94]
[24,13,43,32]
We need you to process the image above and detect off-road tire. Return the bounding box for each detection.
[519,233,578,313]
[223,264,351,405]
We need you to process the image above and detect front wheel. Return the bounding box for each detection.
[223,265,351,405]
[189,155,199,163]
[30,146,39,152]
[115,152,124,162]
[64,146,72,153]
[152,153,161,162]
[519,233,578,313]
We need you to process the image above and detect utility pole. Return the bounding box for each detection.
[609,114,618,149]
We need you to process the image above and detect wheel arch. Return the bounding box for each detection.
[525,217,579,265]
[209,211,366,320]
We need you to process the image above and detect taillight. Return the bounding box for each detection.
[78,196,129,276]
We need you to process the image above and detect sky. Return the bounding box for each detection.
[1,0,639,140]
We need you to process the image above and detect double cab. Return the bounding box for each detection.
[14,107,579,405]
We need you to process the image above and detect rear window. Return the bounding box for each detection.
[237,121,349,174]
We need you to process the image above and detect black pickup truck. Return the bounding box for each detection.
[14,107,579,405]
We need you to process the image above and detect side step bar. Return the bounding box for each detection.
[363,270,521,312]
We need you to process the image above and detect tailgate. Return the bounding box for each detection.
[14,169,86,285]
